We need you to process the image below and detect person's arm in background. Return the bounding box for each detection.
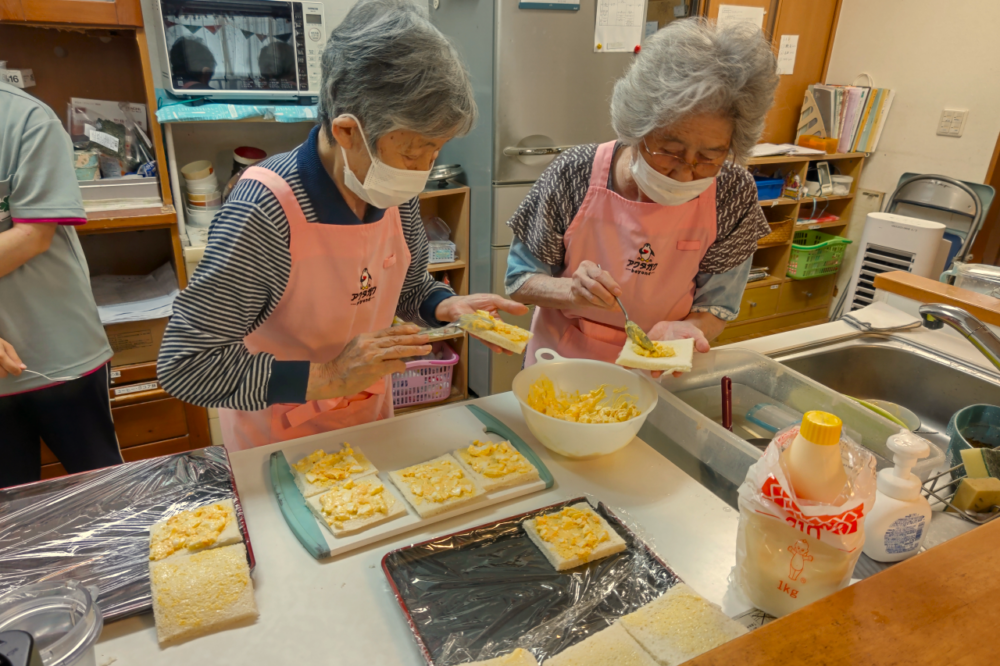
[0,103,86,278]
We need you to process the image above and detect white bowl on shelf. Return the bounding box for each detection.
[511,348,658,459]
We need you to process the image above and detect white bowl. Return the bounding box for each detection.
[511,348,658,459]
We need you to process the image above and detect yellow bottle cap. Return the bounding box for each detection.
[800,411,843,446]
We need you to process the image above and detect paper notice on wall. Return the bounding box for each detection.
[716,4,765,31]
[777,34,799,75]
[594,0,646,53]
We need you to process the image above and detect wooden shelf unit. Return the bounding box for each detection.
[3,7,211,477]
[718,152,866,345]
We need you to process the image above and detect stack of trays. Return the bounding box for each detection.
[182,160,222,228]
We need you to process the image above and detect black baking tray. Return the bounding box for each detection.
[0,446,254,622]
[382,496,680,665]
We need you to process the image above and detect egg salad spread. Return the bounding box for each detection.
[632,341,677,358]
[527,374,641,424]
[398,459,476,504]
[150,503,231,561]
[458,440,533,478]
[460,310,531,343]
[293,445,366,485]
[534,506,611,560]
[318,478,390,528]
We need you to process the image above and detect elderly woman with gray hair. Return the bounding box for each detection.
[507,19,779,371]
[159,0,524,449]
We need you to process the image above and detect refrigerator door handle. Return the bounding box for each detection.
[502,145,573,157]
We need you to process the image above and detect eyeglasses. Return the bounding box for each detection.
[641,139,729,178]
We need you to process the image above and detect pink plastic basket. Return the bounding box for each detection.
[391,342,459,409]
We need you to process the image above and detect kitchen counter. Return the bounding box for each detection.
[94,393,746,665]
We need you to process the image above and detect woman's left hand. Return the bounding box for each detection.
[647,320,711,378]
[435,294,529,354]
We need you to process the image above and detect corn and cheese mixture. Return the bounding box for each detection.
[632,340,677,359]
[150,503,231,561]
[460,310,531,343]
[527,374,641,423]
[151,545,249,628]
[533,506,611,560]
[458,440,533,478]
[398,459,476,504]
[318,478,390,528]
[293,445,366,485]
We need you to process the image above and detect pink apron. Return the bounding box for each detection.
[219,166,411,451]
[525,140,718,366]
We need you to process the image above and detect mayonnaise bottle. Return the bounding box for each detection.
[782,411,849,503]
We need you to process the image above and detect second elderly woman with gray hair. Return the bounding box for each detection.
[507,19,779,374]
[159,0,525,450]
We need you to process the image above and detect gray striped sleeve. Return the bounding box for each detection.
[395,197,454,326]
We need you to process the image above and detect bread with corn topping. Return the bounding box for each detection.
[615,338,694,373]
[453,440,540,493]
[523,503,627,571]
[306,473,407,537]
[291,444,376,498]
[148,499,243,562]
[389,453,486,518]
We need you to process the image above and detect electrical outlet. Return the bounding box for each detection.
[937,108,969,137]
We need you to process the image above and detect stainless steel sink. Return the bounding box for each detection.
[775,338,1000,454]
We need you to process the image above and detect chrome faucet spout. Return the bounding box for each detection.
[918,303,1000,371]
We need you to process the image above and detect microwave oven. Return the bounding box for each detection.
[153,0,327,102]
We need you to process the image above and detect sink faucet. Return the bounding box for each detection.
[919,303,1000,371]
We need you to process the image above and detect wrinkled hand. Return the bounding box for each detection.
[571,260,621,310]
[647,320,711,378]
[306,325,431,401]
[0,337,24,379]
[436,293,528,355]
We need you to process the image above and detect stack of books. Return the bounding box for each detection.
[796,84,895,154]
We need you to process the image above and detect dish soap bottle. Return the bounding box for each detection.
[863,432,931,562]
[782,411,849,503]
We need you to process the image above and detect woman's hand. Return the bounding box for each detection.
[435,293,528,355]
[0,337,25,378]
[571,261,621,310]
[647,320,711,378]
[305,325,431,401]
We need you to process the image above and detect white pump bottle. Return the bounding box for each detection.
[862,431,932,562]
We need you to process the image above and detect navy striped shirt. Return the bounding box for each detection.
[157,127,453,411]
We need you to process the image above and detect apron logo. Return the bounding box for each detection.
[626,243,658,276]
[351,268,378,305]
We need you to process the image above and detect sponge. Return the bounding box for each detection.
[960,447,1000,479]
[949,477,1000,513]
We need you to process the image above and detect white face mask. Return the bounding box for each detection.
[630,149,714,206]
[339,114,432,209]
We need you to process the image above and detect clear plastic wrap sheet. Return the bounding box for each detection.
[0,446,252,623]
[382,497,679,665]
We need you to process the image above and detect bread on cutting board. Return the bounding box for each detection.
[149,542,258,645]
[522,503,627,571]
[615,338,694,373]
[464,647,539,665]
[453,440,540,493]
[619,583,748,665]
[149,499,243,562]
[306,473,407,537]
[291,444,376,498]
[389,453,486,519]
[545,622,657,666]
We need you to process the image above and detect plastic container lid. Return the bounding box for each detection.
[800,410,842,446]
[0,581,102,666]
[233,146,267,166]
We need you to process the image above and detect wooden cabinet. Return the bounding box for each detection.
[1,0,142,26]
[777,275,836,313]
[734,282,781,322]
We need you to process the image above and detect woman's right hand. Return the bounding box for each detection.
[571,260,622,310]
[0,337,25,378]
[305,325,431,401]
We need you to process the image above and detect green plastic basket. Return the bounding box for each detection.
[786,230,852,280]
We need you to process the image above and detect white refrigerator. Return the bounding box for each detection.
[431,0,640,396]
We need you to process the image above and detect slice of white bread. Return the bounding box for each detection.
[546,622,657,666]
[619,583,748,665]
[291,445,377,498]
[306,474,408,537]
[458,311,533,354]
[149,498,243,562]
[522,503,627,571]
[464,647,539,665]
[388,453,486,519]
[149,542,258,645]
[615,338,695,373]
[453,440,540,493]
[466,328,533,354]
